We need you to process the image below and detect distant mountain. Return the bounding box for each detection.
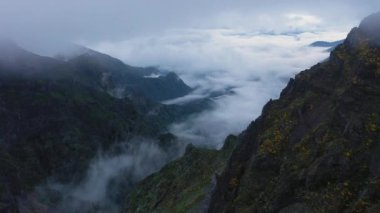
[310,40,344,47]
[310,40,344,51]
[0,40,67,77]
[0,41,192,102]
[359,12,380,43]
[127,13,380,212]
[63,45,192,102]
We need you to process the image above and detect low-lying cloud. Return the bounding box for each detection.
[89,27,348,148]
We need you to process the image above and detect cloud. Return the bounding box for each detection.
[87,27,348,148]
[285,13,322,29]
[88,28,346,76]
[1,0,379,45]
[2,0,378,58]
[2,0,363,148]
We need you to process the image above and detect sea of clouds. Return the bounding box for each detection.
[89,25,348,148]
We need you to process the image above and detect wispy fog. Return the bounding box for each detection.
[35,138,184,212]
[89,28,348,147]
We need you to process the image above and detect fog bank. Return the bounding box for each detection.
[91,28,348,148]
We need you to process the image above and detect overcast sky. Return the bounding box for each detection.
[1,0,379,43]
[1,1,379,147]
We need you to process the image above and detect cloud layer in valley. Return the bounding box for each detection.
[89,28,348,147]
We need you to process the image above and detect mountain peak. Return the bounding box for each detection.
[345,12,380,48]
[0,39,28,57]
[359,12,380,38]
[0,39,18,48]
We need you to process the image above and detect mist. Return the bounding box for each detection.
[1,0,379,56]
[76,10,357,148]
[87,28,348,147]
[32,138,185,212]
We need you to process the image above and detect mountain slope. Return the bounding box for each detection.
[0,77,146,212]
[0,41,192,102]
[0,42,195,212]
[208,13,380,212]
[125,13,380,213]
[67,48,192,102]
[125,135,237,213]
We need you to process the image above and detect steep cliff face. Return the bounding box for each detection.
[208,13,380,212]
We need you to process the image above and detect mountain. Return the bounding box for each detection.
[0,40,69,78]
[359,12,380,42]
[65,46,192,102]
[310,40,344,48]
[310,40,344,52]
[126,13,380,212]
[0,40,192,102]
[0,42,199,212]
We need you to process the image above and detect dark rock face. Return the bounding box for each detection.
[207,13,380,212]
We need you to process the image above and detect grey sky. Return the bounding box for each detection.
[1,0,379,43]
[1,0,379,147]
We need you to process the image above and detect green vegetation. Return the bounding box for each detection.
[0,42,197,212]
[125,135,237,213]
[0,77,145,210]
